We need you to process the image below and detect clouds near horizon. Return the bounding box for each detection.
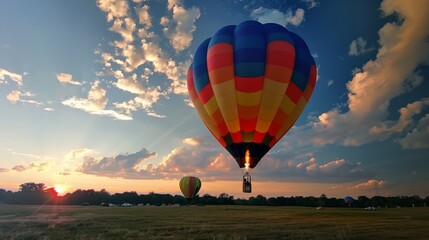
[12,162,49,172]
[77,136,372,183]
[79,148,157,178]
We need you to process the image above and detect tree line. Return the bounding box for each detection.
[0,182,428,207]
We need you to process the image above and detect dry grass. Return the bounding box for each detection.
[0,205,428,239]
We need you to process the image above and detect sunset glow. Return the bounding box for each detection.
[53,184,67,196]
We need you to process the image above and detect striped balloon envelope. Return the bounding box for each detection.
[187,20,316,169]
[179,176,202,202]
[344,196,354,206]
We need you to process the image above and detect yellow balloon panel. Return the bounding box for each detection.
[203,97,219,115]
[193,97,221,140]
[262,78,289,96]
[279,96,296,115]
[275,96,307,139]
[236,91,262,106]
[212,80,236,96]
[215,92,238,109]
[257,107,278,121]
[256,118,273,132]
[225,119,240,132]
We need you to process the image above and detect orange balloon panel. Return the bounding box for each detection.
[187,21,316,169]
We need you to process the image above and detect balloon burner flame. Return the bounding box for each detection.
[244,150,250,170]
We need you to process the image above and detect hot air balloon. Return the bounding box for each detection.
[187,20,317,193]
[344,196,354,207]
[179,176,201,204]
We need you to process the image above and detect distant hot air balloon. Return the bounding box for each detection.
[179,176,201,203]
[187,20,317,193]
[344,196,354,207]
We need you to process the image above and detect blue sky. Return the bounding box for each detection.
[0,0,428,198]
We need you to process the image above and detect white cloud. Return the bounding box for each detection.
[327,79,334,87]
[97,0,129,22]
[114,95,165,118]
[12,162,49,172]
[109,17,136,43]
[6,90,21,103]
[136,5,152,28]
[250,7,305,26]
[285,0,429,147]
[0,67,24,86]
[301,0,319,9]
[169,80,188,95]
[370,98,429,138]
[12,165,26,172]
[62,80,132,120]
[183,137,199,146]
[109,43,146,73]
[114,73,162,98]
[65,148,98,160]
[160,16,169,25]
[261,155,371,182]
[397,114,429,149]
[77,135,373,183]
[56,73,82,85]
[76,137,234,180]
[149,137,236,180]
[168,4,200,52]
[161,0,200,52]
[349,37,374,56]
[141,40,189,83]
[112,73,165,118]
[96,51,125,71]
[88,80,108,109]
[59,170,71,176]
[79,148,157,178]
[351,179,386,190]
[95,0,196,118]
[167,0,180,11]
[6,90,44,107]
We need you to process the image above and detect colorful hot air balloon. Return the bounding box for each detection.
[179,176,201,203]
[187,20,316,192]
[344,196,354,207]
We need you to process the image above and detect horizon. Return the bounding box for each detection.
[4,181,428,200]
[1,0,428,200]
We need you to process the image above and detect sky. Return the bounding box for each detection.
[0,0,428,199]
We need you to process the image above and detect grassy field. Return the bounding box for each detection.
[0,204,428,239]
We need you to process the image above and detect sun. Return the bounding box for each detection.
[54,184,68,196]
